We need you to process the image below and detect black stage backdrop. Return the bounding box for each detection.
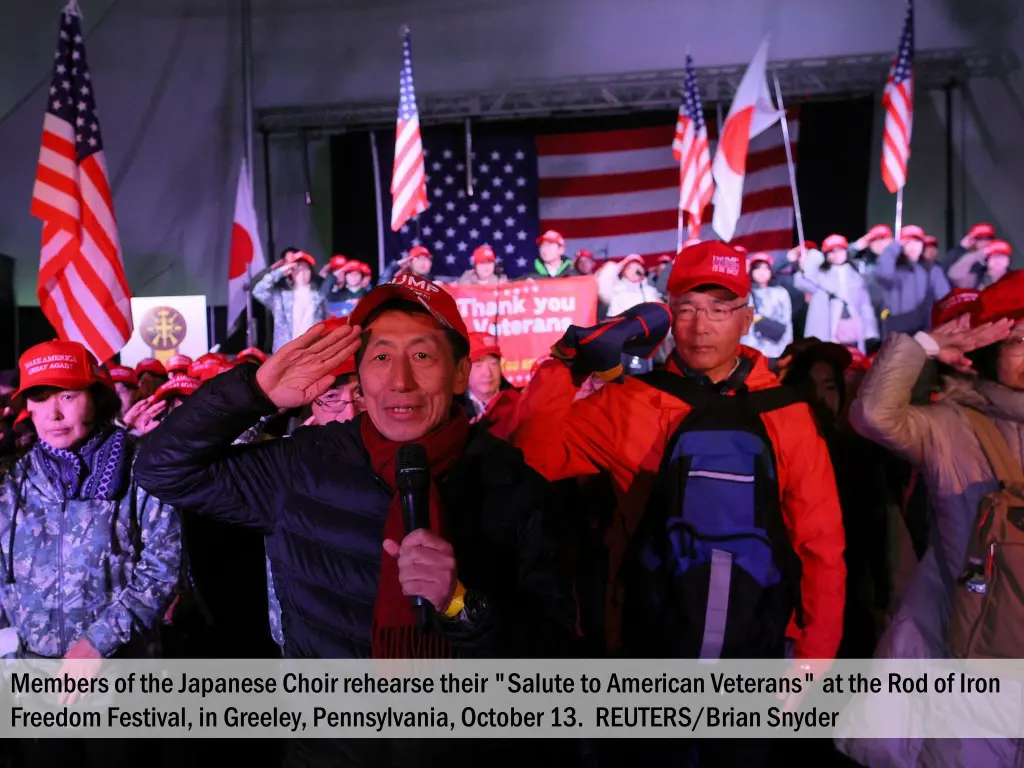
[331,96,876,280]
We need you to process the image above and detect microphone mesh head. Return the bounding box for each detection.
[396,444,429,491]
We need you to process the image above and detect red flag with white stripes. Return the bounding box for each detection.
[537,113,798,265]
[673,54,713,239]
[390,27,429,232]
[30,8,131,363]
[881,1,915,193]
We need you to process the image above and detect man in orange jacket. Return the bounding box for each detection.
[512,241,846,665]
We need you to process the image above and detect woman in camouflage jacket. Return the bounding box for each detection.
[0,340,182,661]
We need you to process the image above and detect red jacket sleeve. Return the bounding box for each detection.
[511,359,660,490]
[769,406,847,660]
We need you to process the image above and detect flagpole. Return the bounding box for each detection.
[676,171,684,252]
[465,118,474,197]
[369,130,386,277]
[771,74,806,262]
[894,187,904,239]
[241,0,256,348]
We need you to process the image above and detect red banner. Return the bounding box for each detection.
[445,276,599,387]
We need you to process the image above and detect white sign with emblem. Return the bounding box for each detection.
[120,295,210,368]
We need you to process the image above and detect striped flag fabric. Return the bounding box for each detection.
[30,8,132,363]
[227,157,266,331]
[390,27,429,232]
[881,1,915,194]
[537,112,798,265]
[673,55,714,239]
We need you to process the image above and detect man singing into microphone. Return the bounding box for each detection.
[134,275,576,765]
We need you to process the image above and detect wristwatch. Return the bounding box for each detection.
[444,582,488,629]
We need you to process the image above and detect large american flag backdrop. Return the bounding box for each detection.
[380,111,799,279]
[30,9,132,363]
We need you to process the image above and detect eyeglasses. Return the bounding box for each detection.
[1003,335,1024,350]
[672,302,748,322]
[313,392,362,412]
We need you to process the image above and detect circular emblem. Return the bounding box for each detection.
[140,306,187,351]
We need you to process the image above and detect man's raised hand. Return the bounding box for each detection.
[256,322,362,409]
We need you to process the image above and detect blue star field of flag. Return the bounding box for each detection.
[892,2,914,87]
[47,11,103,162]
[682,54,705,130]
[381,132,540,279]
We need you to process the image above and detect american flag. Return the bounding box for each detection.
[672,55,713,238]
[538,113,799,263]
[382,132,540,279]
[881,1,914,194]
[390,28,429,232]
[30,8,132,363]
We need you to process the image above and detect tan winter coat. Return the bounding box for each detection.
[839,332,1024,768]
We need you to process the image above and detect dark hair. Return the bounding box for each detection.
[966,342,1001,382]
[354,299,469,367]
[89,383,122,427]
[279,246,300,260]
[781,353,847,422]
[0,370,18,391]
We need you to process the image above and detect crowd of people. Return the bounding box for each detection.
[0,222,1020,767]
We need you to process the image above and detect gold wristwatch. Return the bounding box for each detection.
[443,580,467,619]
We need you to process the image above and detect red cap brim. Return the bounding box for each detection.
[347,284,469,342]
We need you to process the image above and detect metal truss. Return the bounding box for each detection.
[256,47,1018,135]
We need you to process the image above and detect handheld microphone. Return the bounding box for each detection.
[396,444,433,628]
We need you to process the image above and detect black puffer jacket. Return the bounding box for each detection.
[133,364,577,661]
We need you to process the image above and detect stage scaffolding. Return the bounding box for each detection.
[255,47,1015,135]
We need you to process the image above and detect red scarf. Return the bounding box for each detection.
[361,408,470,658]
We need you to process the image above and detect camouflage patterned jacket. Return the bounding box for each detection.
[0,437,182,658]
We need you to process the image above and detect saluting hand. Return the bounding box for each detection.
[256,322,362,409]
[929,314,1014,374]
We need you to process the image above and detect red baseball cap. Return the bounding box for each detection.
[155,377,201,401]
[472,245,496,265]
[821,234,849,253]
[746,252,773,271]
[984,240,1012,259]
[107,365,139,387]
[166,354,193,376]
[14,340,104,399]
[236,346,267,365]
[469,332,502,363]
[328,254,348,272]
[667,241,751,298]
[287,250,316,268]
[732,245,748,256]
[408,245,432,260]
[14,409,31,429]
[135,358,167,378]
[536,230,564,247]
[347,273,470,343]
[575,249,594,260]
[191,363,231,384]
[924,235,939,248]
[866,225,894,242]
[900,225,926,243]
[357,262,373,277]
[657,254,674,265]
[802,240,818,251]
[681,238,702,249]
[618,254,645,274]
[931,288,980,328]
[971,271,1024,327]
[968,223,996,241]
